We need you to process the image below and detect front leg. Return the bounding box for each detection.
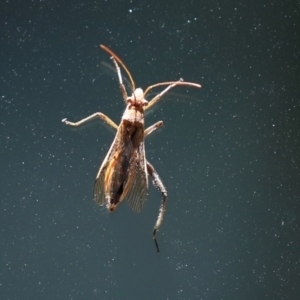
[62,112,118,130]
[146,161,167,253]
[145,79,183,110]
[144,121,164,137]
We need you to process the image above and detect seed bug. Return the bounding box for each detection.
[62,45,201,252]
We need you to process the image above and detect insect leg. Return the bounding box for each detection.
[144,121,164,137]
[146,161,167,253]
[62,112,118,130]
[99,114,119,130]
[145,80,183,110]
[145,79,201,111]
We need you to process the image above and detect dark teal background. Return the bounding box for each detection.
[1,0,299,299]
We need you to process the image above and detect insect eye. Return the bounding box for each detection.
[126,97,134,104]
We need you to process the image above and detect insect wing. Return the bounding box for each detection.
[94,163,108,206]
[125,142,148,213]
[94,125,135,208]
[93,128,123,206]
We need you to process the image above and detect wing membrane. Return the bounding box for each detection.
[93,123,148,212]
[94,163,108,206]
[125,143,148,213]
[93,127,123,206]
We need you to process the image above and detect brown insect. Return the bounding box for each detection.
[62,45,201,252]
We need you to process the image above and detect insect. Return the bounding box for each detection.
[62,45,201,252]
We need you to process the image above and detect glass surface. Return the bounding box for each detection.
[1,1,299,299]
